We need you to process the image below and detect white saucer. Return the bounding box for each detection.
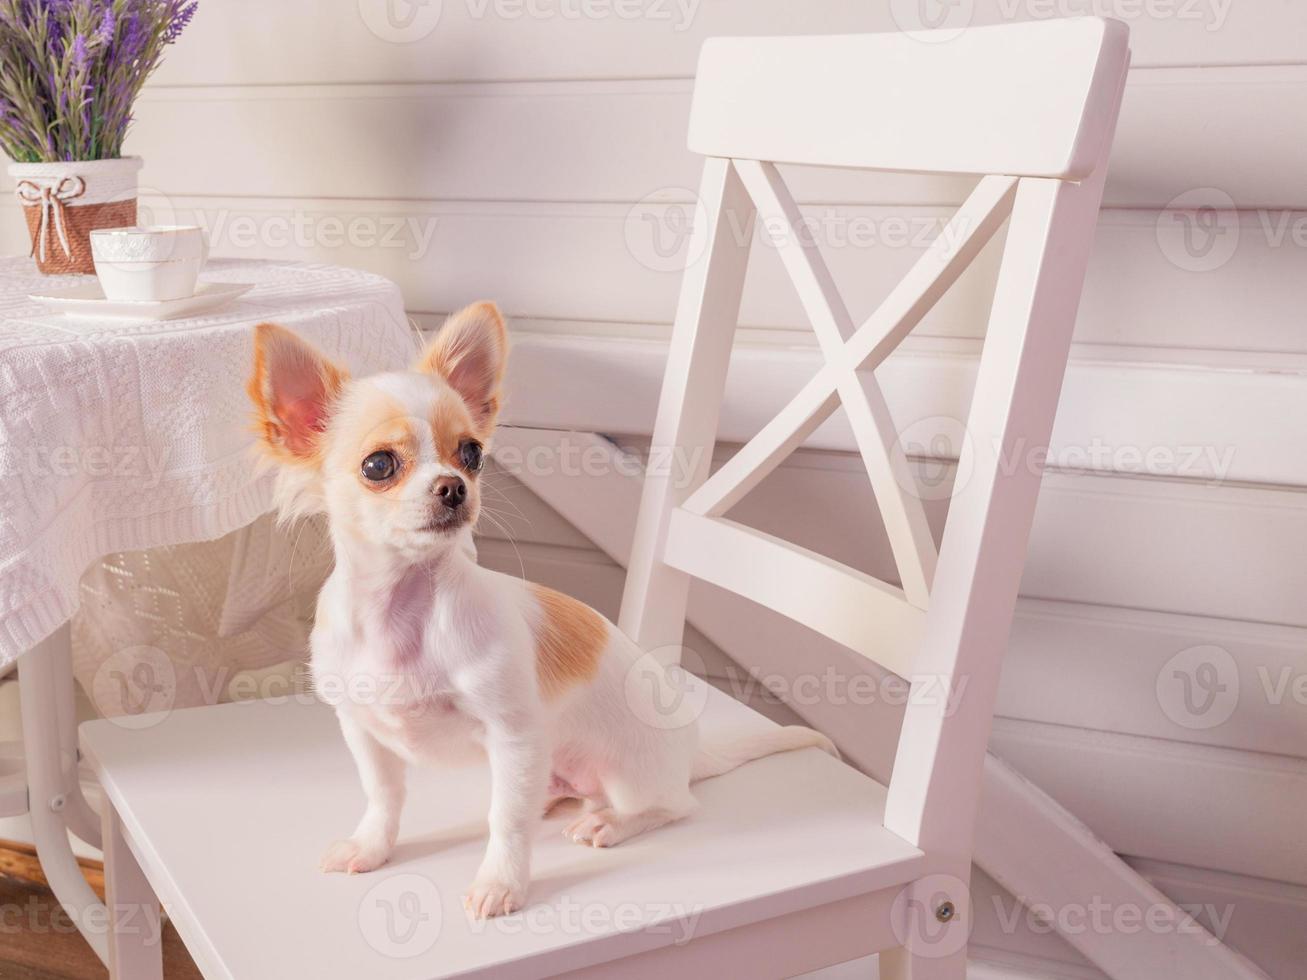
[29,281,254,321]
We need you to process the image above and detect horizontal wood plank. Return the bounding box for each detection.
[493,331,1307,489]
[999,600,1307,760]
[124,66,1307,208]
[3,195,1299,356]
[990,719,1307,885]
[153,1,1307,86]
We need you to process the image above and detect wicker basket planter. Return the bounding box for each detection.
[9,157,143,275]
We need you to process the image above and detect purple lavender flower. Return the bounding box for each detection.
[0,0,197,160]
[163,2,197,45]
[70,32,88,71]
[119,11,146,62]
[94,6,115,47]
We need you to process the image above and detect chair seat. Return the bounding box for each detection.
[81,683,924,980]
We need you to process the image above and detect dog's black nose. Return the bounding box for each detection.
[433,475,467,509]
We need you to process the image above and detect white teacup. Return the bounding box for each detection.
[90,226,209,302]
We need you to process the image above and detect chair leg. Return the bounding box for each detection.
[879,945,967,979]
[102,800,163,980]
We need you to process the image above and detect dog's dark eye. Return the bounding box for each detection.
[361,450,398,482]
[459,440,484,473]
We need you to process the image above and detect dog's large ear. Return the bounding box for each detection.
[248,323,348,464]
[416,301,507,434]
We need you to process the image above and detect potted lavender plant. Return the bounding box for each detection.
[0,0,197,275]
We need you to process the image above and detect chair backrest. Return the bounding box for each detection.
[619,18,1129,860]
[688,18,1128,180]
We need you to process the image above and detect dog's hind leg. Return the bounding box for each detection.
[564,770,697,848]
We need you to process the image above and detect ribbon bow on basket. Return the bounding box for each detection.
[15,175,86,262]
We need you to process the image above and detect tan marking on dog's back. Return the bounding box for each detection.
[530,584,607,699]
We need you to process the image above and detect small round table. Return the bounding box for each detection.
[0,256,416,965]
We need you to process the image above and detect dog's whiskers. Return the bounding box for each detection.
[477,507,527,581]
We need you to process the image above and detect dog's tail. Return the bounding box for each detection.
[691,725,839,782]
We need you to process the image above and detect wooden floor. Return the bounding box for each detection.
[0,840,200,980]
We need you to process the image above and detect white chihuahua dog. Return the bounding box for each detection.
[247,302,835,919]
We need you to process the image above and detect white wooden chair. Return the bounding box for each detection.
[80,17,1129,980]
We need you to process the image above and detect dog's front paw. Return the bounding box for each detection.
[463,877,526,919]
[320,837,391,875]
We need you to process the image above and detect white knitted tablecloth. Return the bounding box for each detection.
[0,257,418,669]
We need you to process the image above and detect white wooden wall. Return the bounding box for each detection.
[4,3,1304,977]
